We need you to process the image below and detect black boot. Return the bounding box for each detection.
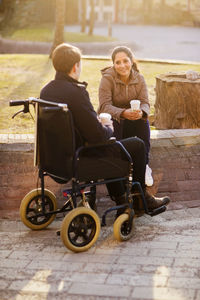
[145,191,170,211]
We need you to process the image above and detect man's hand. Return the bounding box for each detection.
[121,108,143,120]
[98,117,113,131]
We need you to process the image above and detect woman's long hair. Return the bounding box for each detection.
[111,46,139,72]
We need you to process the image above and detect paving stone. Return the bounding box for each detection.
[83,262,113,274]
[167,277,200,289]
[141,265,200,279]
[0,258,30,269]
[178,243,200,251]
[111,263,141,275]
[106,274,167,287]
[148,249,199,259]
[125,241,178,250]
[174,258,200,268]
[9,250,65,261]
[132,287,195,300]
[8,279,72,293]
[68,283,131,297]
[117,255,173,267]
[0,250,12,258]
[27,260,85,272]
[62,253,116,264]
[196,290,200,300]
[0,279,10,289]
[70,272,107,284]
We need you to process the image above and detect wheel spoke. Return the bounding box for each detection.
[27,207,36,213]
[29,215,39,223]
[82,232,89,241]
[86,221,95,229]
[71,233,80,242]
[68,223,76,233]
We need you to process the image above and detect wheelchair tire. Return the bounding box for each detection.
[20,188,57,230]
[113,213,135,242]
[61,207,100,252]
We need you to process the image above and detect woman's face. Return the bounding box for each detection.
[113,51,132,80]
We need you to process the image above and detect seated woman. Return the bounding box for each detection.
[98,46,153,186]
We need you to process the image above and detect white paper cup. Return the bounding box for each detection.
[130,100,140,111]
[186,70,199,81]
[99,113,112,122]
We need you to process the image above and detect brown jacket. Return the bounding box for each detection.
[98,66,150,122]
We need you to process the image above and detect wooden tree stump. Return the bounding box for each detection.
[154,72,200,129]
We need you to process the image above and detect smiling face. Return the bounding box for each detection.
[113,51,132,82]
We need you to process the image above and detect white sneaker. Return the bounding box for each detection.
[145,165,154,186]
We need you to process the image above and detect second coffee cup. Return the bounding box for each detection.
[130,100,140,111]
[99,113,111,123]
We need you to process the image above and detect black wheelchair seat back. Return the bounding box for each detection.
[36,104,75,183]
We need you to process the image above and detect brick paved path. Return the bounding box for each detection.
[1,207,200,300]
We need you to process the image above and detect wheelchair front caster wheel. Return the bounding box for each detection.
[61,207,100,252]
[113,213,135,242]
[20,188,57,230]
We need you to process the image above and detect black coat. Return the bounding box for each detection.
[40,72,113,148]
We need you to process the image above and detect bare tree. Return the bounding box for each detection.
[160,0,166,9]
[50,0,66,57]
[0,0,16,29]
[187,0,191,12]
[88,0,95,36]
[81,0,87,33]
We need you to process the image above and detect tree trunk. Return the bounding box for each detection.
[154,72,200,129]
[50,0,66,57]
[0,0,16,30]
[187,0,191,12]
[115,0,119,23]
[81,0,87,33]
[88,0,95,36]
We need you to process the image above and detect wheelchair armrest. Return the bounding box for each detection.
[83,137,116,149]
[75,138,132,164]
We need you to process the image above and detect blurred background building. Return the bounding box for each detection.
[0,0,200,30]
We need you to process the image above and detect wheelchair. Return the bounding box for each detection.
[10,97,166,252]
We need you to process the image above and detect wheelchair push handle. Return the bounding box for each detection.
[9,100,29,107]
[9,99,31,119]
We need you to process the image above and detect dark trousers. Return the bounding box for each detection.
[106,137,146,198]
[113,119,150,164]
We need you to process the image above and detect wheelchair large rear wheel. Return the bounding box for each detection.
[61,207,100,252]
[113,213,135,242]
[20,188,57,230]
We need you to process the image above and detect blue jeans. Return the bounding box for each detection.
[113,118,150,164]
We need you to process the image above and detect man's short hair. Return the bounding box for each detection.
[52,43,81,74]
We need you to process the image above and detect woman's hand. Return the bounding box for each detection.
[121,108,143,120]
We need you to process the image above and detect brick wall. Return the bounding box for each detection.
[0,131,200,216]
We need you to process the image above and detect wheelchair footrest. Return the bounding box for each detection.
[148,205,166,216]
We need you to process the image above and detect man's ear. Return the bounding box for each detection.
[72,63,77,73]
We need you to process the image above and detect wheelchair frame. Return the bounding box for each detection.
[10,97,166,252]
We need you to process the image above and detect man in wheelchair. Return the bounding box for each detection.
[40,43,170,217]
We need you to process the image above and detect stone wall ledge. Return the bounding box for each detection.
[1,129,200,218]
[1,128,200,148]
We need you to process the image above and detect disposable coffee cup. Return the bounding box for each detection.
[130,100,140,111]
[186,70,199,81]
[99,113,111,122]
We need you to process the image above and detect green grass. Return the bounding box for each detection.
[0,54,199,133]
[3,26,116,43]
